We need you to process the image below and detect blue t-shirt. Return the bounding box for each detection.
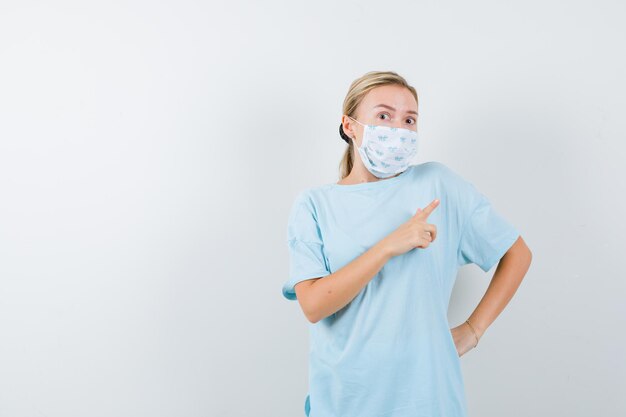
[282,161,520,417]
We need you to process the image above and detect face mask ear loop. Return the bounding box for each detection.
[347,115,365,127]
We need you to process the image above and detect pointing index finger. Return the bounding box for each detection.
[416,198,440,219]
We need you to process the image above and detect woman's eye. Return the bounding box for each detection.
[406,118,416,125]
[378,113,390,120]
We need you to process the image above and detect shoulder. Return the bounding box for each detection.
[286,187,326,242]
[288,186,323,222]
[291,186,322,206]
[289,188,312,215]
[291,183,332,211]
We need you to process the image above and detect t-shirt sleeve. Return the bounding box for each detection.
[456,182,521,272]
[282,190,331,301]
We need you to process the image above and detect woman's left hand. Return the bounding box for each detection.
[450,322,480,357]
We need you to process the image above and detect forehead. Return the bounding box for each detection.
[360,84,418,113]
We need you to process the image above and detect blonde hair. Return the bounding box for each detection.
[338,71,419,179]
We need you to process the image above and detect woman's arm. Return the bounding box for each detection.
[294,241,392,323]
[295,199,440,324]
[453,236,532,355]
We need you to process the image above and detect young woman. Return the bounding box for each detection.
[282,70,532,417]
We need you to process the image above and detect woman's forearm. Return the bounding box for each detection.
[467,236,532,339]
[295,241,393,323]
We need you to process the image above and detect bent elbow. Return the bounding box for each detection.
[294,279,324,323]
[300,300,321,324]
[307,313,320,324]
[296,295,324,323]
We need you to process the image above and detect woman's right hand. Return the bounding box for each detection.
[380,198,440,258]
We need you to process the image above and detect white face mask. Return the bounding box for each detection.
[348,116,419,178]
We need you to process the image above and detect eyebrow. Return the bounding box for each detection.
[373,104,418,115]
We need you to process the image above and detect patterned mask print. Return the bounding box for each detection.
[348,116,419,178]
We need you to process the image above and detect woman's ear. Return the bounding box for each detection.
[339,124,352,144]
[341,115,357,142]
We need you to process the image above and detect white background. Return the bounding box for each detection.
[1,1,624,416]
